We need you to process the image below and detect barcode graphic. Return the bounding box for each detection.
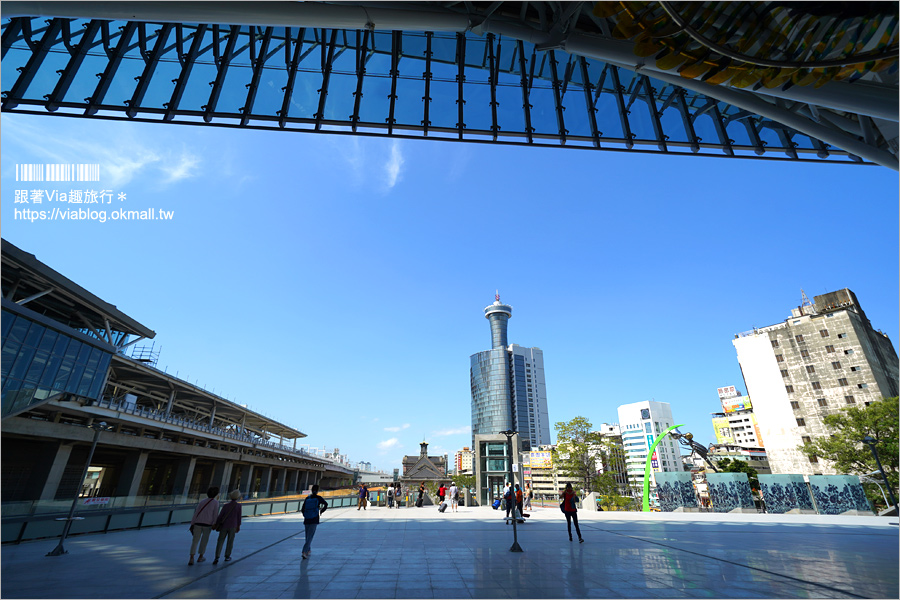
[16,164,100,182]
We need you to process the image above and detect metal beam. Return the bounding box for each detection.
[456,32,465,139]
[608,65,633,149]
[516,39,533,144]
[640,76,667,152]
[164,23,206,121]
[85,22,137,116]
[279,27,305,128]
[422,31,432,134]
[126,23,173,118]
[578,56,600,148]
[487,33,499,140]
[351,28,369,132]
[387,30,400,134]
[548,50,566,144]
[241,27,273,126]
[2,18,61,110]
[45,20,101,111]
[202,24,240,123]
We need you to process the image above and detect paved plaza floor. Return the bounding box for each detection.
[1,503,897,599]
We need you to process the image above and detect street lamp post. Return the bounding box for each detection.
[862,436,898,514]
[499,430,523,552]
[47,421,111,557]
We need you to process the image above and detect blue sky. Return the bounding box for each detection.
[2,113,898,473]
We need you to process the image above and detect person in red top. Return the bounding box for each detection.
[560,483,584,543]
[515,484,524,517]
[438,484,446,504]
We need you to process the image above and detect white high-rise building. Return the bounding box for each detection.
[616,401,682,496]
[733,289,898,475]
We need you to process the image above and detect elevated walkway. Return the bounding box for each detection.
[2,503,896,599]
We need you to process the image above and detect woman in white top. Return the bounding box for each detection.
[188,487,220,565]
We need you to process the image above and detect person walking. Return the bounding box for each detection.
[357,484,368,510]
[301,484,328,560]
[525,484,533,511]
[438,483,447,504]
[188,487,220,565]
[515,483,524,517]
[212,490,242,565]
[416,482,425,507]
[503,482,513,519]
[387,485,394,509]
[560,483,584,543]
[395,483,403,508]
[449,482,459,512]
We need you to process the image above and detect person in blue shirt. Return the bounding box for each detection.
[301,485,328,560]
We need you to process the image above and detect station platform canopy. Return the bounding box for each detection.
[1,1,897,169]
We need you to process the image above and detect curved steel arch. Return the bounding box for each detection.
[2,2,897,168]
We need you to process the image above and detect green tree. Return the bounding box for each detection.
[453,473,476,493]
[797,397,899,505]
[594,472,620,510]
[553,416,605,494]
[715,458,759,491]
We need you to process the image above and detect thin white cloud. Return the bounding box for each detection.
[384,139,404,188]
[377,438,400,451]
[384,423,410,432]
[2,116,201,188]
[160,148,201,183]
[432,426,471,437]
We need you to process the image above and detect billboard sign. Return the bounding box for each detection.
[717,385,739,399]
[712,416,734,444]
[722,396,752,413]
[529,451,552,469]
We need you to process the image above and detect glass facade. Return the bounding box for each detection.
[470,349,511,436]
[1,308,112,417]
[478,440,510,505]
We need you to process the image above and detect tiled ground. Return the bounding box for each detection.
[2,504,897,599]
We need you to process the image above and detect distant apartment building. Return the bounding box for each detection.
[593,423,629,494]
[710,386,764,448]
[454,447,474,474]
[733,289,899,475]
[708,444,771,475]
[525,446,580,499]
[616,401,682,495]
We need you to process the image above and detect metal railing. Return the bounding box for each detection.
[90,396,313,458]
[1,492,361,544]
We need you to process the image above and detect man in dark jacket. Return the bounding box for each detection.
[301,485,328,560]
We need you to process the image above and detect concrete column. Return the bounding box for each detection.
[39,443,74,501]
[165,389,175,416]
[172,457,197,503]
[300,471,310,491]
[237,464,254,497]
[286,470,299,493]
[212,460,234,493]
[115,450,149,500]
[273,468,286,494]
[256,466,272,497]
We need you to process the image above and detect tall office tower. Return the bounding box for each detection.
[733,289,899,476]
[710,386,764,448]
[509,344,551,449]
[616,401,681,496]
[470,294,551,504]
[470,295,514,437]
